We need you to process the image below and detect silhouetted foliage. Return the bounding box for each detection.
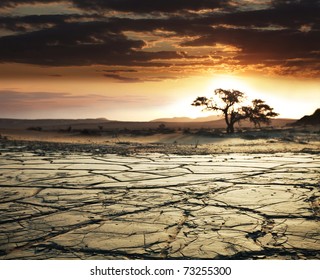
[80,129,101,136]
[192,89,279,133]
[27,126,42,131]
[158,123,166,131]
[183,127,191,134]
[156,123,175,134]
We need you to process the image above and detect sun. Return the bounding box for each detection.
[207,74,253,94]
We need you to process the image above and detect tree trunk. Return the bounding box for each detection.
[226,123,235,134]
[224,110,233,134]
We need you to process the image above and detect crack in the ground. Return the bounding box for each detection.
[0,145,319,260]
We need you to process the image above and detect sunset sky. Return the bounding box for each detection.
[0,0,319,121]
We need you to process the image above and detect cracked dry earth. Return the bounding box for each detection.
[0,144,319,260]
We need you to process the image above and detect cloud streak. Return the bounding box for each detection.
[0,89,152,113]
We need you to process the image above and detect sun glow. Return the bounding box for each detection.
[158,74,320,120]
[205,74,320,119]
[208,75,254,96]
[1,70,318,120]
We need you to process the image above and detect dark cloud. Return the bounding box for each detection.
[103,72,179,83]
[0,0,56,7]
[272,0,320,8]
[0,15,72,32]
[0,18,190,66]
[101,69,138,73]
[71,0,231,13]
[0,14,97,32]
[200,5,320,30]
[103,73,141,83]
[0,0,231,12]
[0,0,319,77]
[182,27,320,62]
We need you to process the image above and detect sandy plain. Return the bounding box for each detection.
[0,125,319,259]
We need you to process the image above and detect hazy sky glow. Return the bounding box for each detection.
[0,0,319,120]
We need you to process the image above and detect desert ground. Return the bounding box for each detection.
[0,120,319,259]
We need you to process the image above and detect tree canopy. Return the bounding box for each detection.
[192,89,279,133]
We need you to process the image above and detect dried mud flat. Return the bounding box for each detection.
[0,140,319,260]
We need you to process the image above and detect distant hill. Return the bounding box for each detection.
[0,118,110,129]
[0,117,296,131]
[293,109,320,126]
[151,116,221,122]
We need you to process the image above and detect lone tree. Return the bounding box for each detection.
[192,89,278,133]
